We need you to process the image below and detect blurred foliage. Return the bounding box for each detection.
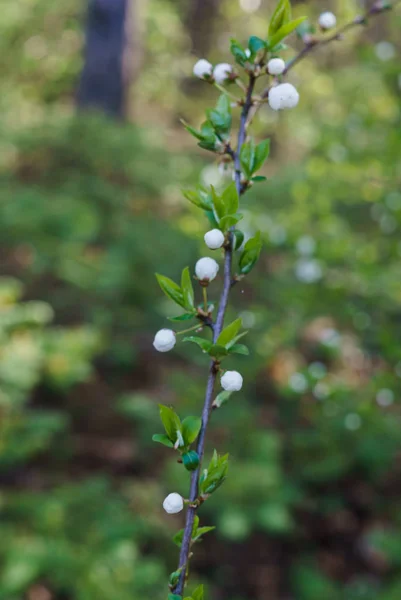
[1,0,401,599]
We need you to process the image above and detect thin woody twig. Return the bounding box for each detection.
[172,73,256,597]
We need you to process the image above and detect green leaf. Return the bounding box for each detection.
[248,36,267,60]
[200,451,229,495]
[217,318,242,348]
[229,343,250,355]
[182,188,213,211]
[222,182,239,215]
[213,390,232,408]
[219,213,243,231]
[181,267,195,311]
[251,176,267,182]
[192,585,204,600]
[193,527,216,542]
[238,231,263,275]
[268,0,292,38]
[173,517,199,548]
[240,139,256,179]
[253,139,270,173]
[156,273,185,308]
[168,313,196,322]
[269,16,307,48]
[182,416,202,445]
[227,331,249,349]
[183,336,213,353]
[158,404,182,443]
[208,344,229,359]
[230,38,248,65]
[169,568,184,587]
[152,433,174,448]
[205,209,219,229]
[182,450,200,471]
[206,95,232,136]
[210,186,226,223]
[182,121,204,141]
[233,230,245,250]
[168,595,182,600]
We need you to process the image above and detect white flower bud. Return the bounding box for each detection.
[195,257,219,282]
[268,83,299,111]
[318,11,337,30]
[221,370,243,392]
[163,493,184,514]
[204,229,225,250]
[153,329,176,352]
[213,63,233,84]
[267,58,286,75]
[193,59,213,79]
[245,48,251,58]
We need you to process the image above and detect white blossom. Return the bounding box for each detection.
[221,371,243,392]
[213,63,233,84]
[318,11,337,30]
[195,257,219,282]
[153,329,176,352]
[193,59,213,79]
[268,83,299,111]
[204,229,225,250]
[267,58,286,75]
[163,493,184,514]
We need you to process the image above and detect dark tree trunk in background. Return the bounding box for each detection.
[185,0,221,58]
[77,0,128,118]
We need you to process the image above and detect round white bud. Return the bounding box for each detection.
[163,493,184,514]
[193,59,213,79]
[195,257,219,282]
[221,370,243,392]
[213,63,233,84]
[204,229,225,250]
[245,48,251,58]
[153,329,176,352]
[268,83,299,111]
[318,11,337,30]
[267,58,286,75]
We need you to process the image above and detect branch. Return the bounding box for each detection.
[283,1,397,76]
[172,74,256,597]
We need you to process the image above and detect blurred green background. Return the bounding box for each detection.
[1,0,401,599]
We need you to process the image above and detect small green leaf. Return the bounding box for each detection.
[253,139,270,173]
[158,404,182,443]
[169,568,184,587]
[251,176,267,182]
[182,450,200,471]
[208,344,229,359]
[168,313,196,322]
[156,273,185,308]
[217,318,242,347]
[221,182,239,215]
[192,585,204,600]
[181,267,195,311]
[227,331,249,349]
[229,343,250,355]
[268,0,292,38]
[269,16,307,48]
[182,416,202,445]
[193,527,216,542]
[233,230,245,250]
[183,336,213,352]
[213,390,232,408]
[200,451,229,495]
[210,186,226,223]
[219,213,243,231]
[240,139,256,179]
[181,121,204,141]
[248,35,267,60]
[296,19,314,39]
[182,188,213,211]
[230,38,248,65]
[168,595,182,600]
[238,231,263,275]
[173,517,199,548]
[152,433,174,448]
